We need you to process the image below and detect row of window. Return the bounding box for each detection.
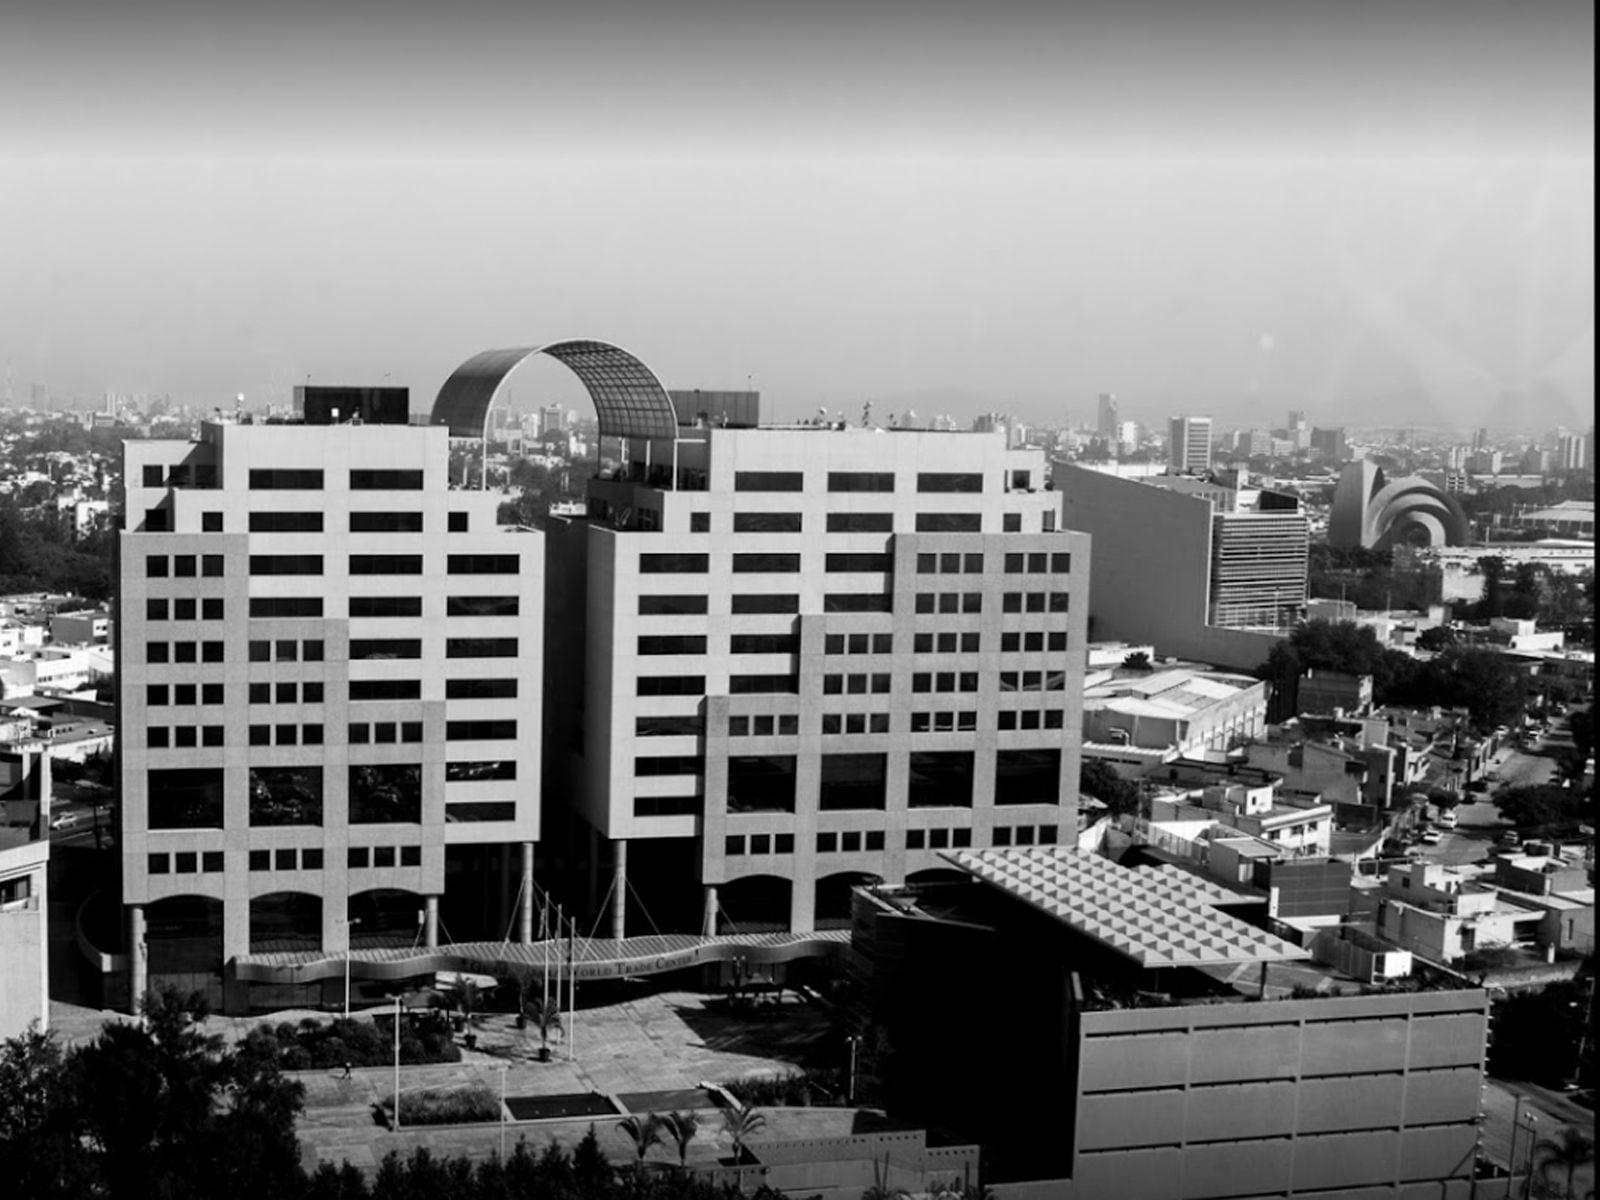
[635,666,1070,699]
[154,720,518,747]
[733,471,991,494]
[146,597,225,621]
[825,633,895,655]
[146,679,514,706]
[146,641,225,664]
[723,826,1054,855]
[241,469,430,491]
[238,596,521,620]
[821,713,892,735]
[238,554,520,576]
[638,593,801,615]
[729,714,801,737]
[915,551,1071,575]
[996,710,1068,731]
[146,554,224,578]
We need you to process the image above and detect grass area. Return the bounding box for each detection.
[381,1084,502,1126]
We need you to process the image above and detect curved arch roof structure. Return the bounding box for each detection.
[1366,476,1470,550]
[431,339,679,441]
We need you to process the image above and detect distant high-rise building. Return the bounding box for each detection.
[1096,393,1119,439]
[1309,427,1347,463]
[1287,410,1306,432]
[1167,416,1213,475]
[1556,431,1589,474]
[538,404,567,437]
[1472,427,1488,451]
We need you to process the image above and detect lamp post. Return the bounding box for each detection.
[1517,1111,1538,1200]
[392,993,402,1131]
[846,1034,860,1106]
[342,917,362,1019]
[496,1060,510,1160]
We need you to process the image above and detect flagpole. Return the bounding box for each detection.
[567,910,577,1063]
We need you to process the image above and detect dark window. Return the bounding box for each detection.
[174,852,198,874]
[444,760,518,782]
[727,755,797,813]
[201,725,223,746]
[1049,592,1070,612]
[305,724,325,744]
[729,674,798,694]
[248,766,323,826]
[146,642,169,665]
[819,753,888,811]
[349,679,422,701]
[249,469,323,489]
[202,554,224,577]
[826,512,893,533]
[447,554,519,574]
[351,554,423,575]
[635,755,703,777]
[689,512,711,532]
[147,684,169,706]
[148,727,170,748]
[448,512,468,532]
[1003,513,1022,532]
[640,553,710,574]
[638,676,705,696]
[172,642,197,664]
[351,596,423,618]
[639,594,710,615]
[445,637,518,658]
[142,464,165,486]
[301,848,324,869]
[446,595,519,617]
[304,640,324,661]
[828,471,895,492]
[634,715,704,737]
[732,553,800,573]
[824,593,891,613]
[731,594,798,614]
[249,511,324,533]
[906,829,926,850]
[1028,552,1048,573]
[1004,553,1024,573]
[825,553,892,572]
[147,768,224,829]
[146,597,168,621]
[173,556,196,578]
[400,845,421,866]
[348,763,422,824]
[202,683,223,704]
[1052,552,1072,573]
[817,832,838,853]
[174,684,196,705]
[445,678,517,700]
[275,640,298,662]
[733,512,803,533]
[350,639,423,660]
[145,554,168,578]
[350,469,424,490]
[734,471,804,492]
[351,512,423,532]
[250,597,324,619]
[917,473,983,493]
[730,634,798,654]
[1027,593,1046,613]
[445,719,517,740]
[993,826,1013,846]
[372,846,396,867]
[201,641,223,663]
[725,836,745,856]
[249,850,270,871]
[143,508,171,532]
[250,554,323,576]
[916,513,981,533]
[147,853,170,875]
[202,598,224,619]
[995,749,1061,805]
[638,635,708,655]
[631,796,702,817]
[1003,593,1022,613]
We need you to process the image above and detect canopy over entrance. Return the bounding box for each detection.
[431,339,679,441]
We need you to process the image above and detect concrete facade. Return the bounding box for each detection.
[0,743,49,1036]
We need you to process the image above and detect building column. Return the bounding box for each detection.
[423,896,439,949]
[789,876,815,935]
[611,838,628,941]
[519,842,535,944]
[129,905,148,1012]
[702,885,719,938]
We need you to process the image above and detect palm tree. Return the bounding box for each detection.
[524,996,563,1063]
[451,979,482,1049]
[617,1112,663,1167]
[1534,1126,1595,1199]
[721,1106,766,1190]
[660,1110,701,1170]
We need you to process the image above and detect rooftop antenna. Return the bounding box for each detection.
[861,400,871,428]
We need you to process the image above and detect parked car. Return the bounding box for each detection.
[49,811,82,830]
[1496,830,1522,849]
[1436,810,1458,829]
[1418,829,1443,846]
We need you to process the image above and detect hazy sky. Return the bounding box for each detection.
[0,1,1592,433]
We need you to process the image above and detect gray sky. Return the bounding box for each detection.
[0,0,1592,433]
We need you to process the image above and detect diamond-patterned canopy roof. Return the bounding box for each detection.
[941,846,1310,969]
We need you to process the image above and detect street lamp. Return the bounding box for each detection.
[496,1060,510,1160]
[392,993,402,1132]
[342,917,362,1019]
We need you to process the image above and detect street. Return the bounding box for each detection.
[1482,1079,1596,1198]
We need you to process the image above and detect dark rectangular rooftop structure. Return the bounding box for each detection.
[293,385,410,426]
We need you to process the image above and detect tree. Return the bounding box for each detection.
[1079,758,1141,817]
[0,1024,94,1199]
[722,1105,767,1189]
[450,980,484,1049]
[660,1109,701,1169]
[1120,651,1152,671]
[524,996,563,1063]
[1415,625,1456,653]
[1533,1126,1595,1200]
[617,1112,664,1165]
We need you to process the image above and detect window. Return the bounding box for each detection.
[448,554,519,574]
[249,766,323,826]
[173,555,197,578]
[146,555,168,578]
[993,826,1013,846]
[350,639,422,660]
[734,471,804,492]
[639,594,709,615]
[250,597,324,618]
[733,553,800,573]
[689,512,711,533]
[917,473,983,493]
[819,753,888,811]
[638,635,708,655]
[916,594,935,615]
[635,755,703,777]
[733,512,803,533]
[1026,593,1046,613]
[446,595,519,617]
[202,598,224,619]
[1052,552,1072,573]
[731,594,798,614]
[638,675,705,696]
[250,468,323,489]
[1003,513,1022,532]
[202,725,223,746]
[1004,553,1024,573]
[725,836,746,856]
[373,846,396,867]
[995,749,1061,805]
[828,471,895,492]
[824,593,891,613]
[727,755,797,812]
[250,554,323,575]
[817,833,838,853]
[841,832,862,852]
[351,554,423,575]
[640,553,709,574]
[907,829,926,850]
[351,596,423,618]
[144,508,171,532]
[148,727,170,748]
[147,768,224,829]
[445,636,518,659]
[146,642,169,664]
[275,640,298,662]
[303,848,325,869]
[351,512,423,532]
[350,469,424,489]
[825,552,891,572]
[146,597,168,621]
[446,719,517,740]
[199,640,223,663]
[826,512,893,533]
[249,850,271,871]
[446,678,517,700]
[349,679,422,701]
[730,674,798,694]
[305,724,325,744]
[916,513,981,533]
[730,633,798,654]
[635,715,703,737]
[249,511,324,533]
[349,847,370,868]
[448,512,468,533]
[1003,593,1022,614]
[202,683,223,704]
[1049,592,1070,612]
[348,764,422,824]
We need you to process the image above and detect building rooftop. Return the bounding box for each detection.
[940,846,1309,969]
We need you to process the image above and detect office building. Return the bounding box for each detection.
[118,394,543,1011]
[852,846,1488,1197]
[1095,392,1118,439]
[1208,508,1311,629]
[1309,426,1347,463]
[436,343,1094,940]
[1556,431,1589,474]
[1167,415,1212,474]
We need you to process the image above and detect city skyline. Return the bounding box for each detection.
[0,2,1592,434]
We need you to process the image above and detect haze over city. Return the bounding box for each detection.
[0,0,1592,433]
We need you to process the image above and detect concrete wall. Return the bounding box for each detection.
[0,838,49,1036]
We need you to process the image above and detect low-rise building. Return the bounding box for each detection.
[0,741,51,1036]
[1081,667,1266,760]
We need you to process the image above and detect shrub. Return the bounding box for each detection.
[381,1084,501,1126]
[251,1012,462,1070]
